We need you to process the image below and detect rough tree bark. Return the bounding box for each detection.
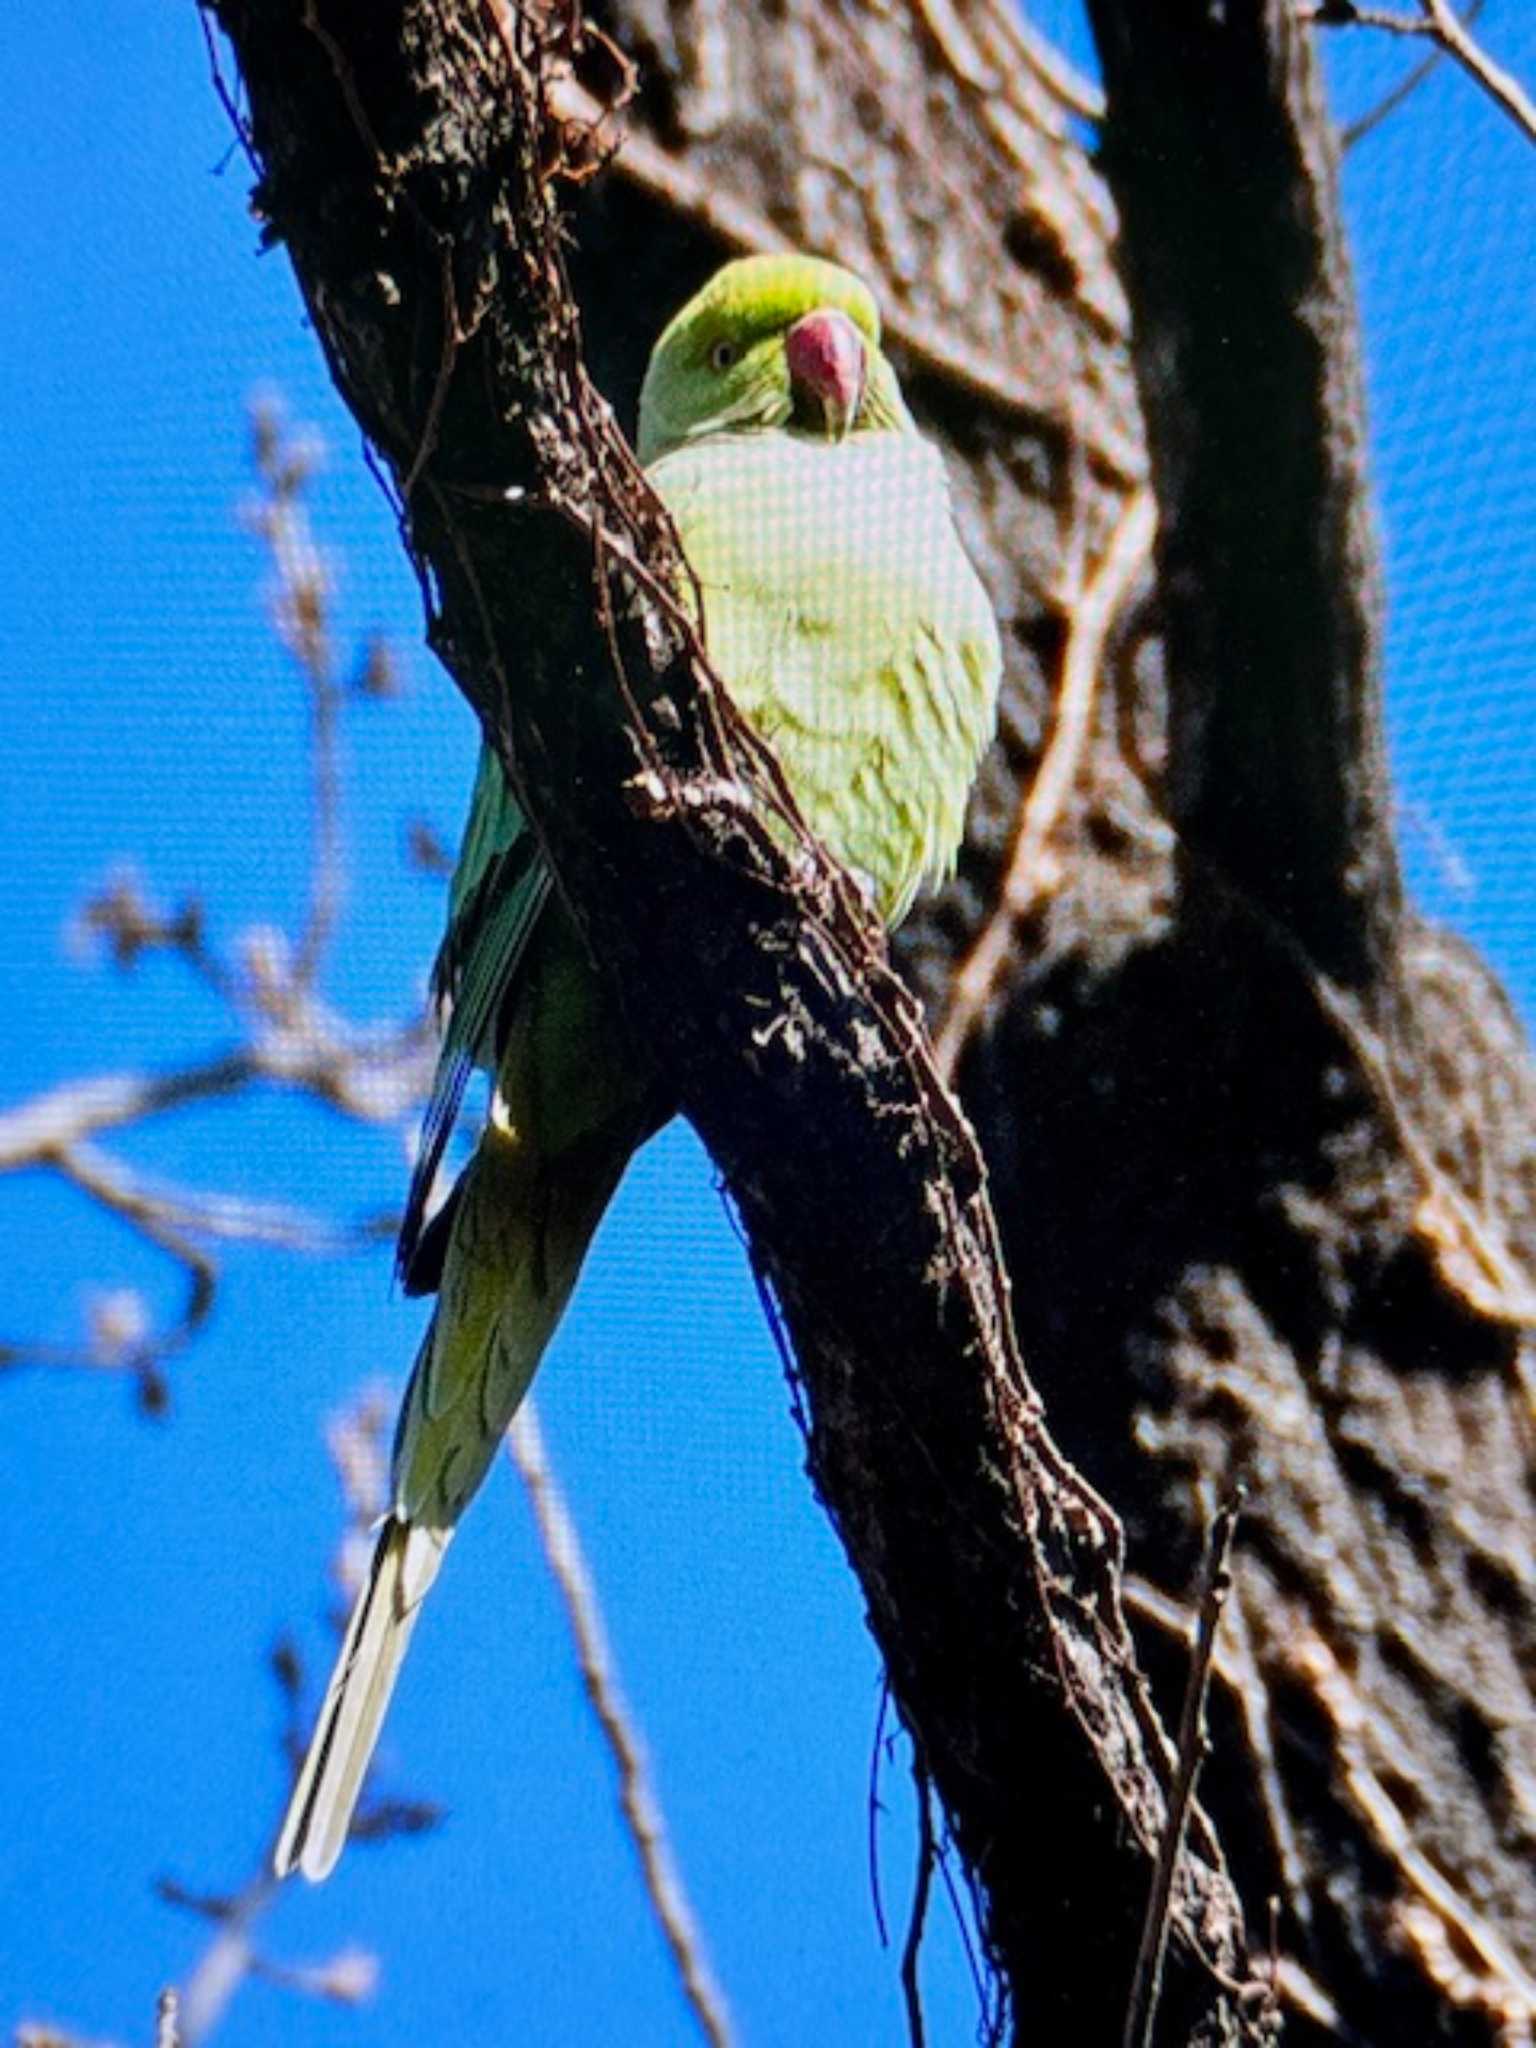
[203,0,1536,2042]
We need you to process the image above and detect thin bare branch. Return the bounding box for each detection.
[0,1055,257,1170]
[60,1140,386,1256]
[1123,1492,1243,2048]
[900,1754,936,2048]
[506,1402,735,2048]
[21,1389,400,2047]
[164,1867,373,2040]
[154,1990,181,2048]
[0,401,434,1394]
[0,1025,417,1390]
[165,1819,384,2041]
[1419,0,1536,138]
[1340,0,1487,146]
[933,484,1156,1081]
[155,1389,405,2045]
[247,400,348,984]
[868,1681,893,1949]
[174,1877,279,2048]
[1310,0,1536,144]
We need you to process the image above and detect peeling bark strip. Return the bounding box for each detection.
[204,0,1266,2035]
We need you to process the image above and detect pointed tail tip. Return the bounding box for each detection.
[271,1810,343,1885]
[270,1823,344,1886]
[272,1762,343,1884]
[271,1515,447,1887]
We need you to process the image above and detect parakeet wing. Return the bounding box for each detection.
[397,743,552,1281]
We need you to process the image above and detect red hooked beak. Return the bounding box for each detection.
[785,308,867,440]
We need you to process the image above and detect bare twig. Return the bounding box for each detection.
[0,1054,257,1171]
[197,4,256,176]
[1417,0,1536,138]
[1310,0,1536,144]
[157,1389,408,2045]
[900,1753,936,2048]
[164,1851,383,2042]
[0,1019,422,1389]
[0,404,432,1396]
[60,1140,384,1257]
[21,1391,402,2048]
[868,1680,893,1948]
[506,1401,735,2048]
[163,1866,376,2042]
[934,485,1156,1081]
[930,1829,997,2045]
[0,1181,216,1404]
[1123,1491,1244,2048]
[154,1990,181,2048]
[246,399,347,983]
[1341,0,1487,146]
[173,1877,280,2048]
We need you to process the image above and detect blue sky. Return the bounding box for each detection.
[1,6,1531,2046]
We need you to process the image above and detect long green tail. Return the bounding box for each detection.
[275,916,650,1882]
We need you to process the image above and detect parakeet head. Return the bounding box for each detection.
[637,253,912,465]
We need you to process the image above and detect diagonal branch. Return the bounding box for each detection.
[1417,0,1536,139]
[933,484,1156,1080]
[507,1404,734,2048]
[1310,0,1536,144]
[1337,0,1488,148]
[0,1024,424,1389]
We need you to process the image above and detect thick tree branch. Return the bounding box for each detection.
[1087,0,1402,1006]
[204,0,1261,2034]
[894,3,1536,2040]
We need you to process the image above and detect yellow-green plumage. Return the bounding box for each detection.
[646,429,996,921]
[274,252,1000,1882]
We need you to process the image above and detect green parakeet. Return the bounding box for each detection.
[274,252,1001,1882]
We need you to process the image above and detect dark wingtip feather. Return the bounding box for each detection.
[400,1176,465,1297]
[395,1050,473,1283]
[395,847,553,1284]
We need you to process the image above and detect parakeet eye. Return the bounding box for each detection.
[708,339,740,371]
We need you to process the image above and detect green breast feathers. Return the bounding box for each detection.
[648,424,998,924]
